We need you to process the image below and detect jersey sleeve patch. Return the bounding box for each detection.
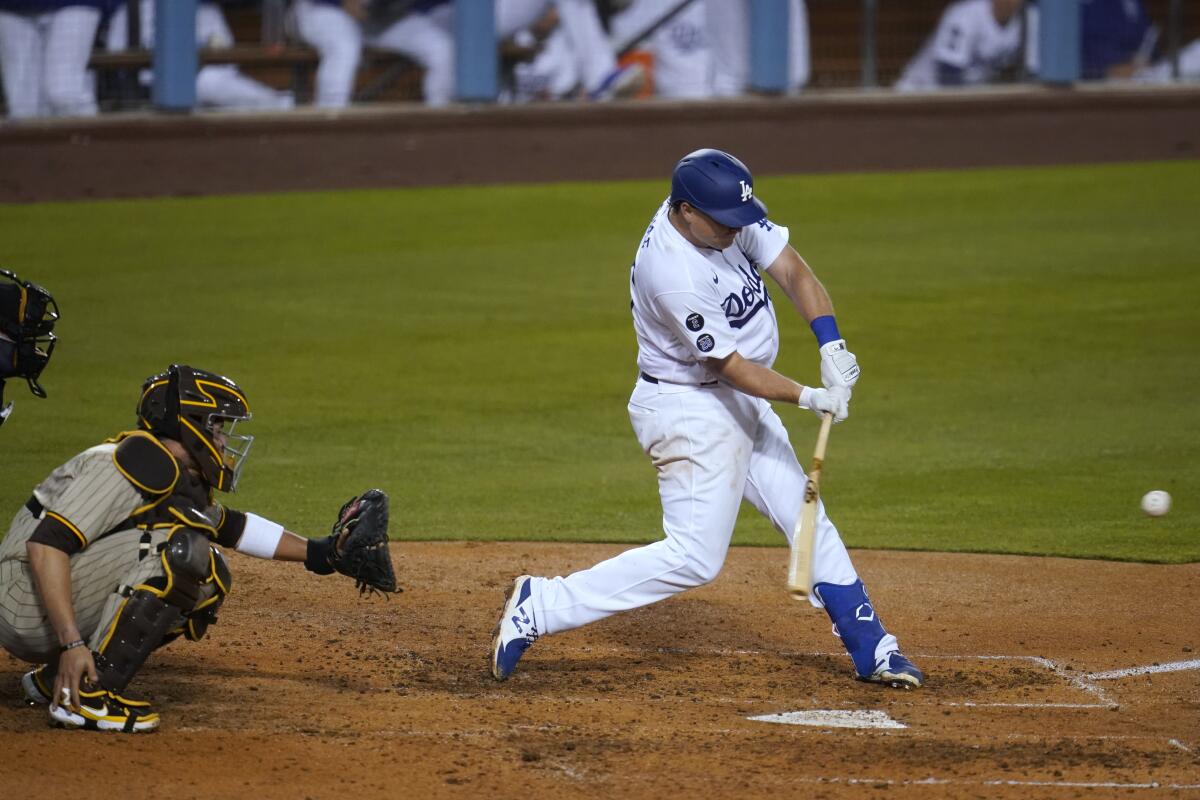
[685,313,705,331]
[29,513,87,555]
[113,432,180,495]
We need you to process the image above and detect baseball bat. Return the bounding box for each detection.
[786,411,834,600]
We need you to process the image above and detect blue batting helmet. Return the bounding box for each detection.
[669,149,767,228]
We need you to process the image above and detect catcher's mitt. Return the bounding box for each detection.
[324,489,399,596]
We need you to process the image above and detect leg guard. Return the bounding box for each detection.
[93,589,184,694]
[813,579,896,678]
[93,525,231,692]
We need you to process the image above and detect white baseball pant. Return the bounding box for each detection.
[528,380,866,637]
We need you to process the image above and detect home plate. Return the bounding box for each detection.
[748,710,908,729]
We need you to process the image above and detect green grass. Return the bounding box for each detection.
[1,161,1197,562]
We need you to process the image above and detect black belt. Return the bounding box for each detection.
[640,372,718,387]
[25,494,43,517]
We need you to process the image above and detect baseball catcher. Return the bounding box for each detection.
[0,267,59,427]
[0,364,399,733]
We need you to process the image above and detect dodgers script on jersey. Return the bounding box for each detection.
[630,199,790,384]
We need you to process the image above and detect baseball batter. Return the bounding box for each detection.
[492,149,924,690]
[0,364,395,732]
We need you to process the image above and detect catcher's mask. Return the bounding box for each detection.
[0,268,59,426]
[137,364,254,492]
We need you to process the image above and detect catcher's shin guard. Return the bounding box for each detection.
[813,580,896,679]
[94,525,231,692]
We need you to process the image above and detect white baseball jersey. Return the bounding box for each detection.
[895,0,1032,91]
[631,199,790,385]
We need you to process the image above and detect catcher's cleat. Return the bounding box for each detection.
[49,688,160,733]
[20,665,52,706]
[861,652,925,690]
[490,575,538,681]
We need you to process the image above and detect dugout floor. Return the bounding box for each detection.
[2,543,1197,799]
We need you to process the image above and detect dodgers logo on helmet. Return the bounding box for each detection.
[670,149,768,228]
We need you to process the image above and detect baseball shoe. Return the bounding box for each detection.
[49,688,160,733]
[20,665,53,706]
[861,652,925,690]
[490,575,538,681]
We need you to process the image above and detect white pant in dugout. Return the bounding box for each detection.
[530,379,895,664]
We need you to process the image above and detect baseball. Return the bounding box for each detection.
[1140,490,1171,517]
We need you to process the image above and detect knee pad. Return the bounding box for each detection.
[813,579,888,678]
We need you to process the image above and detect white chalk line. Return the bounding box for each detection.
[1168,739,1193,753]
[1087,658,1200,680]
[789,777,1200,791]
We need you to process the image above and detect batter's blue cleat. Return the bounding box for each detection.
[862,652,925,690]
[490,575,539,681]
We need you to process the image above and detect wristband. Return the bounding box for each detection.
[810,315,841,346]
[304,536,336,575]
[236,513,285,559]
[59,639,86,653]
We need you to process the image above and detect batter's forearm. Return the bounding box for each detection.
[708,352,804,404]
[26,542,84,646]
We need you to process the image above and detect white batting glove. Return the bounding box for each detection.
[798,385,850,423]
[819,339,860,390]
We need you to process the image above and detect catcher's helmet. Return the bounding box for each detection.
[0,268,59,427]
[669,149,768,228]
[137,364,254,492]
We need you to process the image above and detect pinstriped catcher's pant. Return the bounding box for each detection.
[0,507,169,664]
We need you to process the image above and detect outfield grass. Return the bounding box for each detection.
[1,161,1196,562]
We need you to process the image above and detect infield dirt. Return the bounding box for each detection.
[2,542,1197,798]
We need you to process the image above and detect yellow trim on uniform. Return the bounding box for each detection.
[96,597,129,654]
[16,285,27,327]
[179,416,225,489]
[45,511,87,548]
[109,431,180,494]
[179,379,251,415]
[166,506,218,539]
[210,551,230,594]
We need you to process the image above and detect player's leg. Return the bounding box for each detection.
[292,0,362,107]
[194,4,292,109]
[0,10,46,119]
[40,6,100,117]
[492,383,753,679]
[1,524,158,714]
[742,402,924,688]
[788,0,810,91]
[367,12,455,106]
[196,65,294,109]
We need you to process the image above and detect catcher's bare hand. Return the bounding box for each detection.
[54,645,97,712]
